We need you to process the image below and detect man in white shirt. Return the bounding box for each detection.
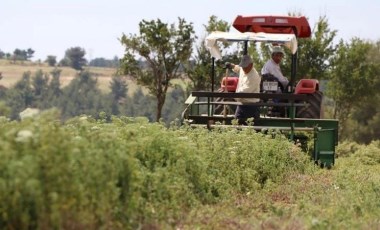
[261,46,289,90]
[226,55,261,124]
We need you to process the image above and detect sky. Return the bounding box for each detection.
[1,0,379,61]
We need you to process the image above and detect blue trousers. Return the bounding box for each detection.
[235,105,260,125]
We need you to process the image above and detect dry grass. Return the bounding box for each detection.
[0,59,122,93]
[0,59,188,95]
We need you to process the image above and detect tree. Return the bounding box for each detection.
[60,71,103,119]
[162,85,186,123]
[12,49,26,62]
[58,58,70,67]
[89,57,119,68]
[64,47,87,70]
[46,55,57,67]
[348,94,380,143]
[340,40,380,143]
[119,18,196,122]
[109,76,128,115]
[26,48,35,60]
[48,68,62,98]
[32,70,49,98]
[295,16,337,80]
[89,57,108,67]
[11,48,35,61]
[184,15,232,92]
[112,56,120,68]
[128,87,155,120]
[327,38,379,138]
[6,72,34,119]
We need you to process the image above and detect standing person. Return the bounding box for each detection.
[226,55,261,125]
[261,46,289,91]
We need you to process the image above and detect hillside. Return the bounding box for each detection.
[0,59,121,93]
[0,59,187,96]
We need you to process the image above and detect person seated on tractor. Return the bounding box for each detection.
[261,46,289,91]
[225,55,261,125]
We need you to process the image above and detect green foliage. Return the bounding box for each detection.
[89,56,119,68]
[12,48,34,61]
[126,88,155,120]
[0,101,10,117]
[327,38,380,138]
[0,67,189,124]
[182,127,312,196]
[5,72,34,119]
[109,76,128,115]
[32,70,49,107]
[295,16,337,80]
[341,41,380,143]
[162,85,186,122]
[344,94,380,143]
[336,141,361,158]
[45,55,57,67]
[64,47,87,70]
[184,15,233,92]
[59,71,105,119]
[2,69,64,119]
[337,140,380,165]
[47,68,62,99]
[0,111,314,229]
[353,141,380,165]
[109,76,128,101]
[119,17,196,121]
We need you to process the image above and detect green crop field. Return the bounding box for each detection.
[0,110,379,229]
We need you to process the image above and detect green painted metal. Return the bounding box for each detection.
[314,129,337,168]
[182,94,339,168]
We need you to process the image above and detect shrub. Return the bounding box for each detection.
[178,126,312,196]
[336,141,361,158]
[0,111,313,229]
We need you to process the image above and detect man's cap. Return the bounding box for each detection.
[239,55,253,68]
[271,46,285,55]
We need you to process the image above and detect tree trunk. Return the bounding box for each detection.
[156,94,165,122]
[155,74,169,122]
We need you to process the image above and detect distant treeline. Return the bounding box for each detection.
[0,69,185,124]
[89,57,120,68]
[0,47,120,69]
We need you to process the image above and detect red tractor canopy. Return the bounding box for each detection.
[233,15,311,38]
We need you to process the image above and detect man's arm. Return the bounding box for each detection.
[231,64,240,73]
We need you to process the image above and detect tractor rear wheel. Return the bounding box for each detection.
[213,97,237,115]
[213,88,237,115]
[296,91,323,119]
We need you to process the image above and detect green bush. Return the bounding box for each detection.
[180,126,312,197]
[337,140,380,165]
[336,141,361,158]
[354,141,380,165]
[0,111,313,229]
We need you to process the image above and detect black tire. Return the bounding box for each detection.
[296,91,323,119]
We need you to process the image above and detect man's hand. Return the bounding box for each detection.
[225,62,233,69]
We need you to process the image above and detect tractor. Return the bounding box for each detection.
[182,15,339,169]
